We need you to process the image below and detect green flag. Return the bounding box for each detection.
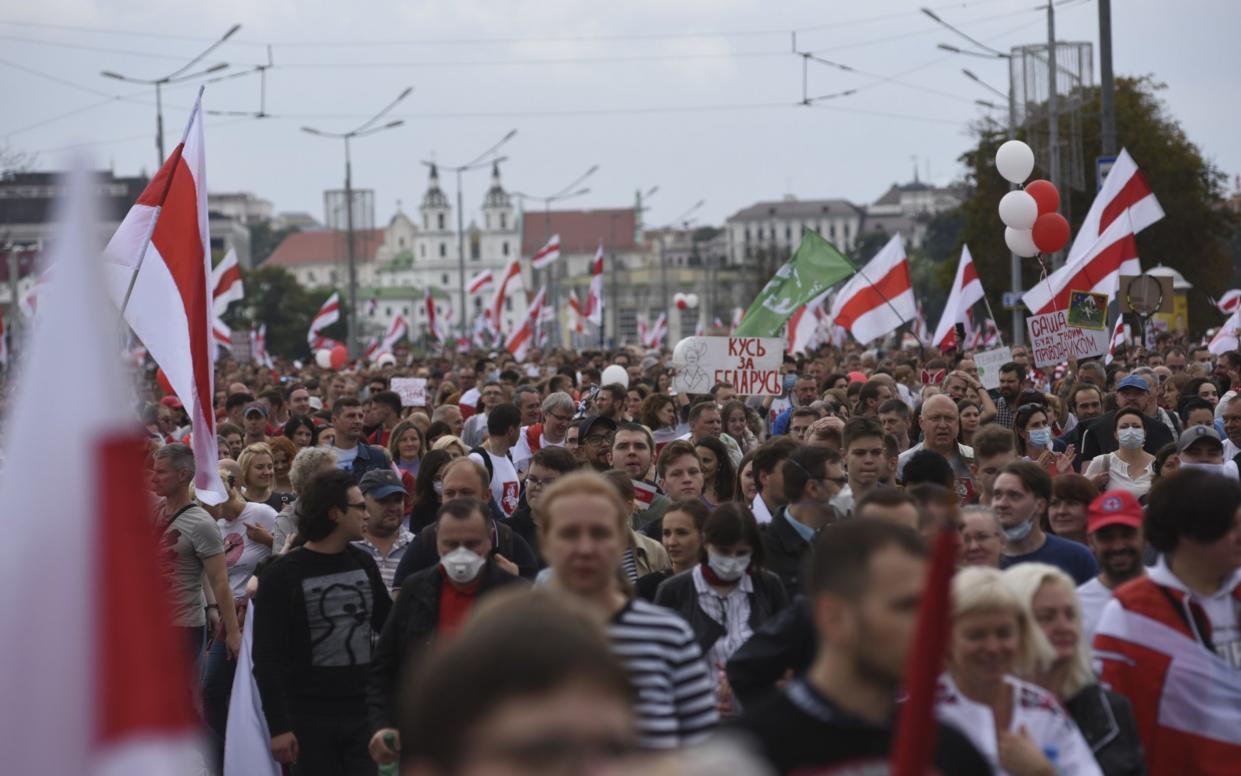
[733,230,855,336]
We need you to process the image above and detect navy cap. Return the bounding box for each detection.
[1116,375,1150,393]
[360,469,407,498]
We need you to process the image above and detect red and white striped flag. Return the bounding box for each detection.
[1022,149,1164,315]
[645,312,668,349]
[425,289,443,341]
[506,287,546,361]
[488,258,523,332]
[530,233,560,270]
[2,162,202,773]
[212,316,232,352]
[912,301,931,345]
[637,316,649,347]
[788,287,831,354]
[1213,290,1241,315]
[381,313,409,353]
[567,290,586,334]
[1209,309,1241,356]
[1105,318,1130,364]
[307,291,340,349]
[210,246,243,317]
[932,245,985,350]
[102,91,226,503]
[584,242,604,326]
[830,234,916,345]
[250,323,272,367]
[632,479,660,510]
[467,269,494,295]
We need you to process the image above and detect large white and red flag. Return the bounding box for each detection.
[932,245,986,350]
[1,162,201,773]
[1209,309,1241,356]
[788,287,832,354]
[211,246,243,316]
[467,269,494,295]
[1022,149,1164,315]
[307,291,341,349]
[584,242,604,326]
[829,234,916,345]
[567,289,586,334]
[487,257,523,332]
[102,91,226,503]
[506,287,546,361]
[530,233,560,270]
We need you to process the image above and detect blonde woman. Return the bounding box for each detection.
[238,442,292,513]
[937,566,1102,776]
[1003,564,1145,776]
[431,434,468,459]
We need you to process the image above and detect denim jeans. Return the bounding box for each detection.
[201,635,236,770]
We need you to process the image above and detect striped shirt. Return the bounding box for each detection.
[608,598,719,749]
[351,529,414,593]
[621,547,639,584]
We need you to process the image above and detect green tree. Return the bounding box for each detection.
[248,221,301,266]
[958,76,1236,337]
[222,264,348,358]
[851,225,891,263]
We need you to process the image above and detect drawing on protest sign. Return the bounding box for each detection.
[671,336,783,395]
[974,346,1013,390]
[390,377,428,407]
[1026,310,1110,368]
[1067,290,1107,330]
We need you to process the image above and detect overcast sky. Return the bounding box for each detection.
[2,0,1237,231]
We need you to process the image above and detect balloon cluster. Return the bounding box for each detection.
[995,140,1070,258]
[314,345,348,370]
[674,292,700,311]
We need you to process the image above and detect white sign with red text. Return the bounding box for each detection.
[671,336,783,396]
[1026,310,1109,368]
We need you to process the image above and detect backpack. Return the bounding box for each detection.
[469,445,514,484]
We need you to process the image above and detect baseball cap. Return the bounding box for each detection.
[308,396,324,410]
[1116,375,1150,393]
[159,395,183,410]
[578,415,618,442]
[1177,424,1223,453]
[359,469,407,499]
[1086,490,1144,534]
[243,401,268,418]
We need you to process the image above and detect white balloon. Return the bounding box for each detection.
[601,364,629,389]
[995,140,1035,184]
[1004,227,1039,258]
[314,348,333,369]
[998,190,1038,230]
[673,292,686,305]
[685,293,700,309]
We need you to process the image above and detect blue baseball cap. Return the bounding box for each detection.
[359,469,407,499]
[1116,375,1150,393]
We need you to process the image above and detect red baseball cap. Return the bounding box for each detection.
[1086,490,1143,534]
[159,395,183,410]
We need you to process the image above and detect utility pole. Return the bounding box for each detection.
[1098,0,1117,156]
[1046,2,1062,269]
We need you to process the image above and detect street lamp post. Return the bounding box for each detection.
[512,164,600,347]
[301,86,414,358]
[101,23,241,166]
[421,130,518,340]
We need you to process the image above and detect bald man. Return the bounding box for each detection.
[897,394,976,503]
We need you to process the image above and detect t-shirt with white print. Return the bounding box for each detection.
[470,448,521,517]
[217,502,278,598]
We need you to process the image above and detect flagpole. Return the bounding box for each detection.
[119,87,205,318]
[981,294,1006,348]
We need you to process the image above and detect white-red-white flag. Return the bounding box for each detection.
[506,287,546,361]
[381,313,409,353]
[103,92,226,503]
[213,316,232,353]
[425,289,443,341]
[1209,309,1241,356]
[1,162,201,773]
[585,242,604,326]
[912,301,931,345]
[467,269,494,295]
[530,233,561,270]
[1213,290,1241,315]
[637,316,649,348]
[487,257,523,332]
[307,291,341,349]
[933,245,986,350]
[211,246,243,317]
[1022,149,1164,315]
[567,289,586,334]
[250,323,272,368]
[788,287,832,354]
[830,234,915,345]
[1105,318,1130,364]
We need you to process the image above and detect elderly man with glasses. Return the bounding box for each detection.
[511,391,576,474]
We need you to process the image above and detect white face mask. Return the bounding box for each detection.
[1002,517,1034,542]
[1117,427,1145,450]
[707,551,751,582]
[440,546,487,584]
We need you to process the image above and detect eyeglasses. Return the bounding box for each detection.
[346,501,368,512]
[526,475,558,489]
[547,412,574,423]
[584,435,612,447]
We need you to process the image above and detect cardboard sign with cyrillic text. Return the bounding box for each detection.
[671,336,784,396]
[1026,310,1109,368]
[390,377,428,407]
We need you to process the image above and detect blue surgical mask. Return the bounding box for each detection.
[1028,427,1052,448]
[1117,427,1145,450]
[1002,516,1034,542]
[782,374,797,393]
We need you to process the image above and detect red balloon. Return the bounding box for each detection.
[1024,179,1060,215]
[155,367,174,396]
[329,344,348,370]
[1031,212,1070,254]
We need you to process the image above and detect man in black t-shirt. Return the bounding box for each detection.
[252,468,392,775]
[733,520,989,775]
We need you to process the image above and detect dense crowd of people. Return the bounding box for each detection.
[129,335,1241,774]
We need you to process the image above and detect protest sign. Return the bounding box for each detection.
[390,377,428,407]
[1026,310,1110,367]
[671,336,783,395]
[974,346,1012,390]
